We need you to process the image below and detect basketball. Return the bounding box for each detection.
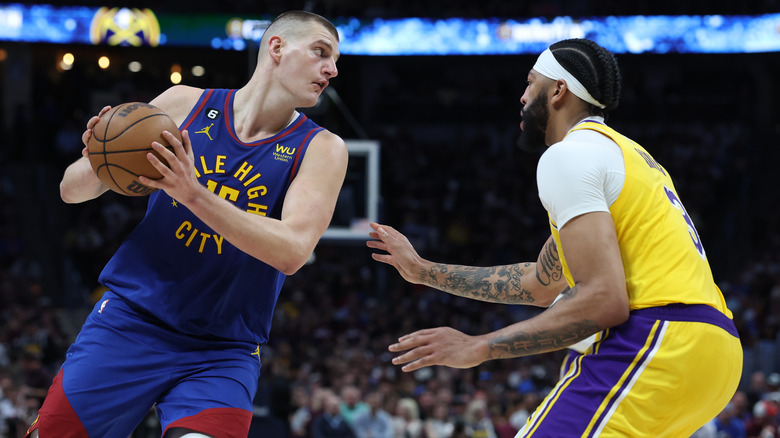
[87,102,182,196]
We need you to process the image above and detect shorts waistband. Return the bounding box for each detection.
[631,303,738,338]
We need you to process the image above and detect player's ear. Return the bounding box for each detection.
[554,80,566,96]
[550,79,567,106]
[268,35,284,63]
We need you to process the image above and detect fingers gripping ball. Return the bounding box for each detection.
[87,102,182,196]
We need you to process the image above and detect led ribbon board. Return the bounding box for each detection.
[1,4,778,54]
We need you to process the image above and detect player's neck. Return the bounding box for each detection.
[232,87,298,142]
[546,107,592,144]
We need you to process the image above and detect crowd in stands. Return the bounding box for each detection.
[1,5,780,438]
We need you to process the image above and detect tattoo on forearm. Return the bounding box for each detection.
[488,319,601,358]
[536,239,563,286]
[488,285,598,357]
[423,263,535,304]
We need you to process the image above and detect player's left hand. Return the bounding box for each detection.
[388,327,488,372]
[141,130,202,203]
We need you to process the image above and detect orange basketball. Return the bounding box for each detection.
[87,102,182,196]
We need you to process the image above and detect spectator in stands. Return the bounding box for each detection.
[490,404,518,438]
[18,347,51,409]
[392,397,424,438]
[312,391,356,438]
[352,390,394,438]
[463,398,496,438]
[290,386,314,438]
[0,372,23,438]
[424,402,455,438]
[508,392,541,431]
[714,402,747,438]
[747,393,780,438]
[340,385,370,426]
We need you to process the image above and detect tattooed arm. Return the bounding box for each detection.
[367,222,566,306]
[387,212,630,372]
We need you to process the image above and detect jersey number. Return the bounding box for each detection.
[206,180,239,202]
[663,186,706,260]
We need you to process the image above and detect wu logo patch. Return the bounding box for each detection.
[206,108,221,120]
[273,143,297,163]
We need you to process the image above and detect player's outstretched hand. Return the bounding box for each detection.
[388,327,488,372]
[140,130,202,204]
[366,223,428,285]
[81,105,112,157]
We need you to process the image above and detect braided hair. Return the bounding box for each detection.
[549,39,621,119]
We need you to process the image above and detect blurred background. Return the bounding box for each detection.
[0,1,779,437]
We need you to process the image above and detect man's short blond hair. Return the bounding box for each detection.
[259,10,339,54]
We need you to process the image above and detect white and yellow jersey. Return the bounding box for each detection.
[540,119,730,316]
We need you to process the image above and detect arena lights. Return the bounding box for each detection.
[168,63,181,83]
[59,52,75,70]
[97,55,110,69]
[0,3,778,54]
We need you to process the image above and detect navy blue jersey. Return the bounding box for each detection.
[98,88,324,343]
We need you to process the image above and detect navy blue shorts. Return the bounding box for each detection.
[27,291,260,438]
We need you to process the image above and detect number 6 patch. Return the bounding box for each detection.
[206,108,221,120]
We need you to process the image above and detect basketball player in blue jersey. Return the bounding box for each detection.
[368,38,742,437]
[26,10,347,438]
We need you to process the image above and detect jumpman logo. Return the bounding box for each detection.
[251,345,260,361]
[195,123,214,140]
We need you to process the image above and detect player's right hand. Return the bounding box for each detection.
[81,105,112,157]
[366,222,427,285]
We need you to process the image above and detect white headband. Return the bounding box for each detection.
[532,48,606,109]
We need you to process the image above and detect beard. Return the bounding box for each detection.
[517,92,550,152]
